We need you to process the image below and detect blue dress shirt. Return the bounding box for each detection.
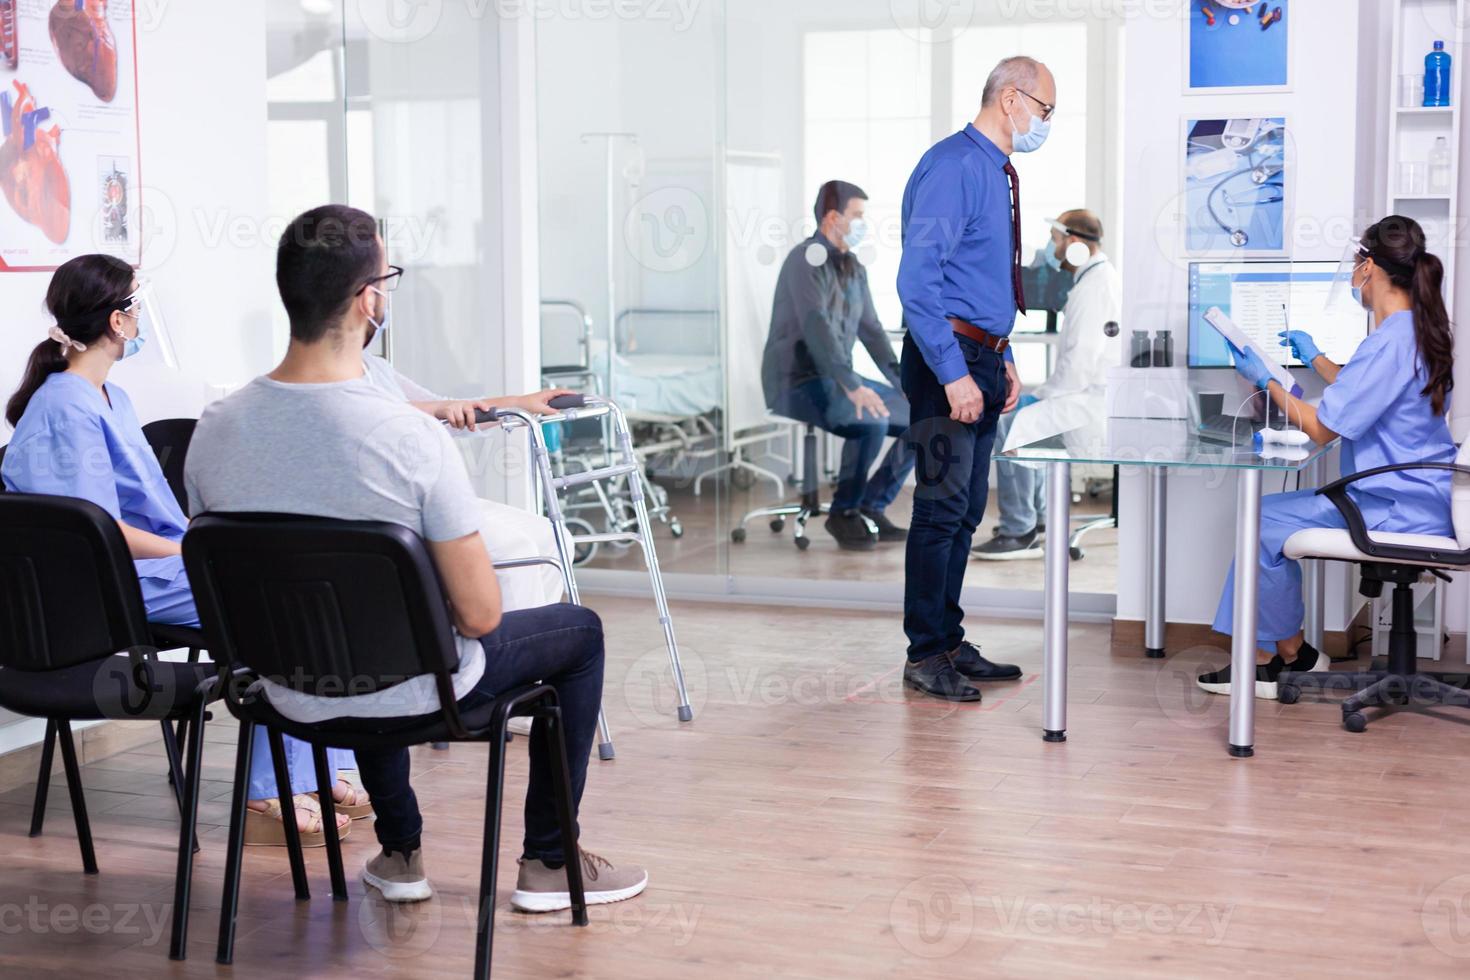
[897,123,1018,385]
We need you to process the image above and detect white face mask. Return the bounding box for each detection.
[1009,101,1051,153]
[843,217,868,250]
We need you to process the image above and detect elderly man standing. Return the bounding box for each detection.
[896,56,1056,701]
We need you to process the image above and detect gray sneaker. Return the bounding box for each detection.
[511,849,648,913]
[362,848,433,903]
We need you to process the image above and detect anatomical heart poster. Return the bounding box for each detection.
[0,0,140,270]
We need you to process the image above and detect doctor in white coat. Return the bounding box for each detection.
[975,210,1122,559]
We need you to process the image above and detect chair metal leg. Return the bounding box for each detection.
[169,701,208,960]
[55,720,98,874]
[161,719,187,814]
[166,650,201,790]
[266,728,311,900]
[596,708,615,761]
[29,718,57,838]
[311,745,349,901]
[216,720,255,965]
[473,702,513,980]
[544,702,589,927]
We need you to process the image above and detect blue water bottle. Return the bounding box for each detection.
[1425,40,1453,107]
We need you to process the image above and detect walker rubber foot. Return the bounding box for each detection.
[677,706,693,723]
[1043,730,1067,743]
[598,744,615,761]
[1145,648,1166,659]
[1229,744,1254,758]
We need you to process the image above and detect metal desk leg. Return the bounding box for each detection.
[1043,460,1071,742]
[1302,455,1326,652]
[1145,465,1168,659]
[1229,469,1263,758]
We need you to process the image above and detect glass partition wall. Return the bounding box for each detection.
[314,1,1121,608]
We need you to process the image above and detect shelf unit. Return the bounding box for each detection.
[1385,0,1467,309]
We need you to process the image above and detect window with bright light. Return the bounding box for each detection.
[803,29,933,338]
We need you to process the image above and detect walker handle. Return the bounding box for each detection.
[473,408,502,424]
[548,393,587,410]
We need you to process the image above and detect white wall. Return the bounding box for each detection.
[0,6,274,753]
[1115,1,1363,628]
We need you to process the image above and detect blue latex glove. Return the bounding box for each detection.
[1278,329,1322,364]
[1016,393,1040,411]
[1228,342,1273,389]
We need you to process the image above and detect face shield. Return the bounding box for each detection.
[123,277,178,369]
[1325,237,1368,314]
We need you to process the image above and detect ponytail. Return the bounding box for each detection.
[5,339,69,427]
[1360,215,1455,416]
[1410,250,1454,416]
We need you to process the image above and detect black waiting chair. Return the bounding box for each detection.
[9,420,209,823]
[140,419,207,781]
[182,513,587,979]
[1280,441,1470,731]
[0,494,219,960]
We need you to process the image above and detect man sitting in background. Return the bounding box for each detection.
[760,180,915,551]
[974,210,1121,559]
[187,204,647,909]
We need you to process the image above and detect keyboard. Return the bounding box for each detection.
[1198,413,1263,443]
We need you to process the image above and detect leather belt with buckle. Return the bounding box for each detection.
[948,317,1010,354]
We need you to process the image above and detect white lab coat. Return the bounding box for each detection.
[1004,251,1123,455]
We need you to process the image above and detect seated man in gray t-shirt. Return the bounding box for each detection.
[185,204,647,910]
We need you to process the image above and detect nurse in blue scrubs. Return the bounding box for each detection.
[1199,216,1457,700]
[2,254,363,845]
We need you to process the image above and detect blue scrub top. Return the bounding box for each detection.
[2,371,191,611]
[1317,310,1455,534]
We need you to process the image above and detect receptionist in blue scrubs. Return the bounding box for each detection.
[1200,216,1457,700]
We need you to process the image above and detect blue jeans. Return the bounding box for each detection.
[773,376,915,512]
[993,410,1045,537]
[350,603,605,861]
[900,332,1008,662]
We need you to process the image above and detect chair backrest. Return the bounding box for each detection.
[0,494,154,671]
[183,514,463,702]
[142,418,197,515]
[1453,439,1470,549]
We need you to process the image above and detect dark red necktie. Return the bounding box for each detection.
[1003,162,1026,312]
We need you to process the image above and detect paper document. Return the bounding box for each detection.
[1202,306,1302,396]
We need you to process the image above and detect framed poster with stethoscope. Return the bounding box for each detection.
[1180,115,1294,257]
[1183,0,1292,95]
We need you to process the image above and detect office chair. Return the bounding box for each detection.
[1279,442,1470,732]
[183,513,587,979]
[1067,465,1119,560]
[0,494,219,960]
[730,421,834,550]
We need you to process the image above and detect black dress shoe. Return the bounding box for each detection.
[860,508,908,542]
[949,641,1022,681]
[903,653,982,702]
[825,509,878,551]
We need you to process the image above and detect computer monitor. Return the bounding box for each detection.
[1187,261,1371,369]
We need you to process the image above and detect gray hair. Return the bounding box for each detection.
[981,56,1042,108]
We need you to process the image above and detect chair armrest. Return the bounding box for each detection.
[1316,463,1470,565]
[1316,462,1470,497]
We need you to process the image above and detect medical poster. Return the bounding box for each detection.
[1183,116,1288,255]
[0,0,141,271]
[1185,0,1290,93]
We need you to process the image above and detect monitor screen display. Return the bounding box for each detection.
[1188,261,1371,369]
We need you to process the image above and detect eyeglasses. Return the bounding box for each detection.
[1015,88,1055,122]
[359,265,404,294]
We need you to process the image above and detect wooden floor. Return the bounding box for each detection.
[586,482,1122,595]
[3,596,1469,977]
